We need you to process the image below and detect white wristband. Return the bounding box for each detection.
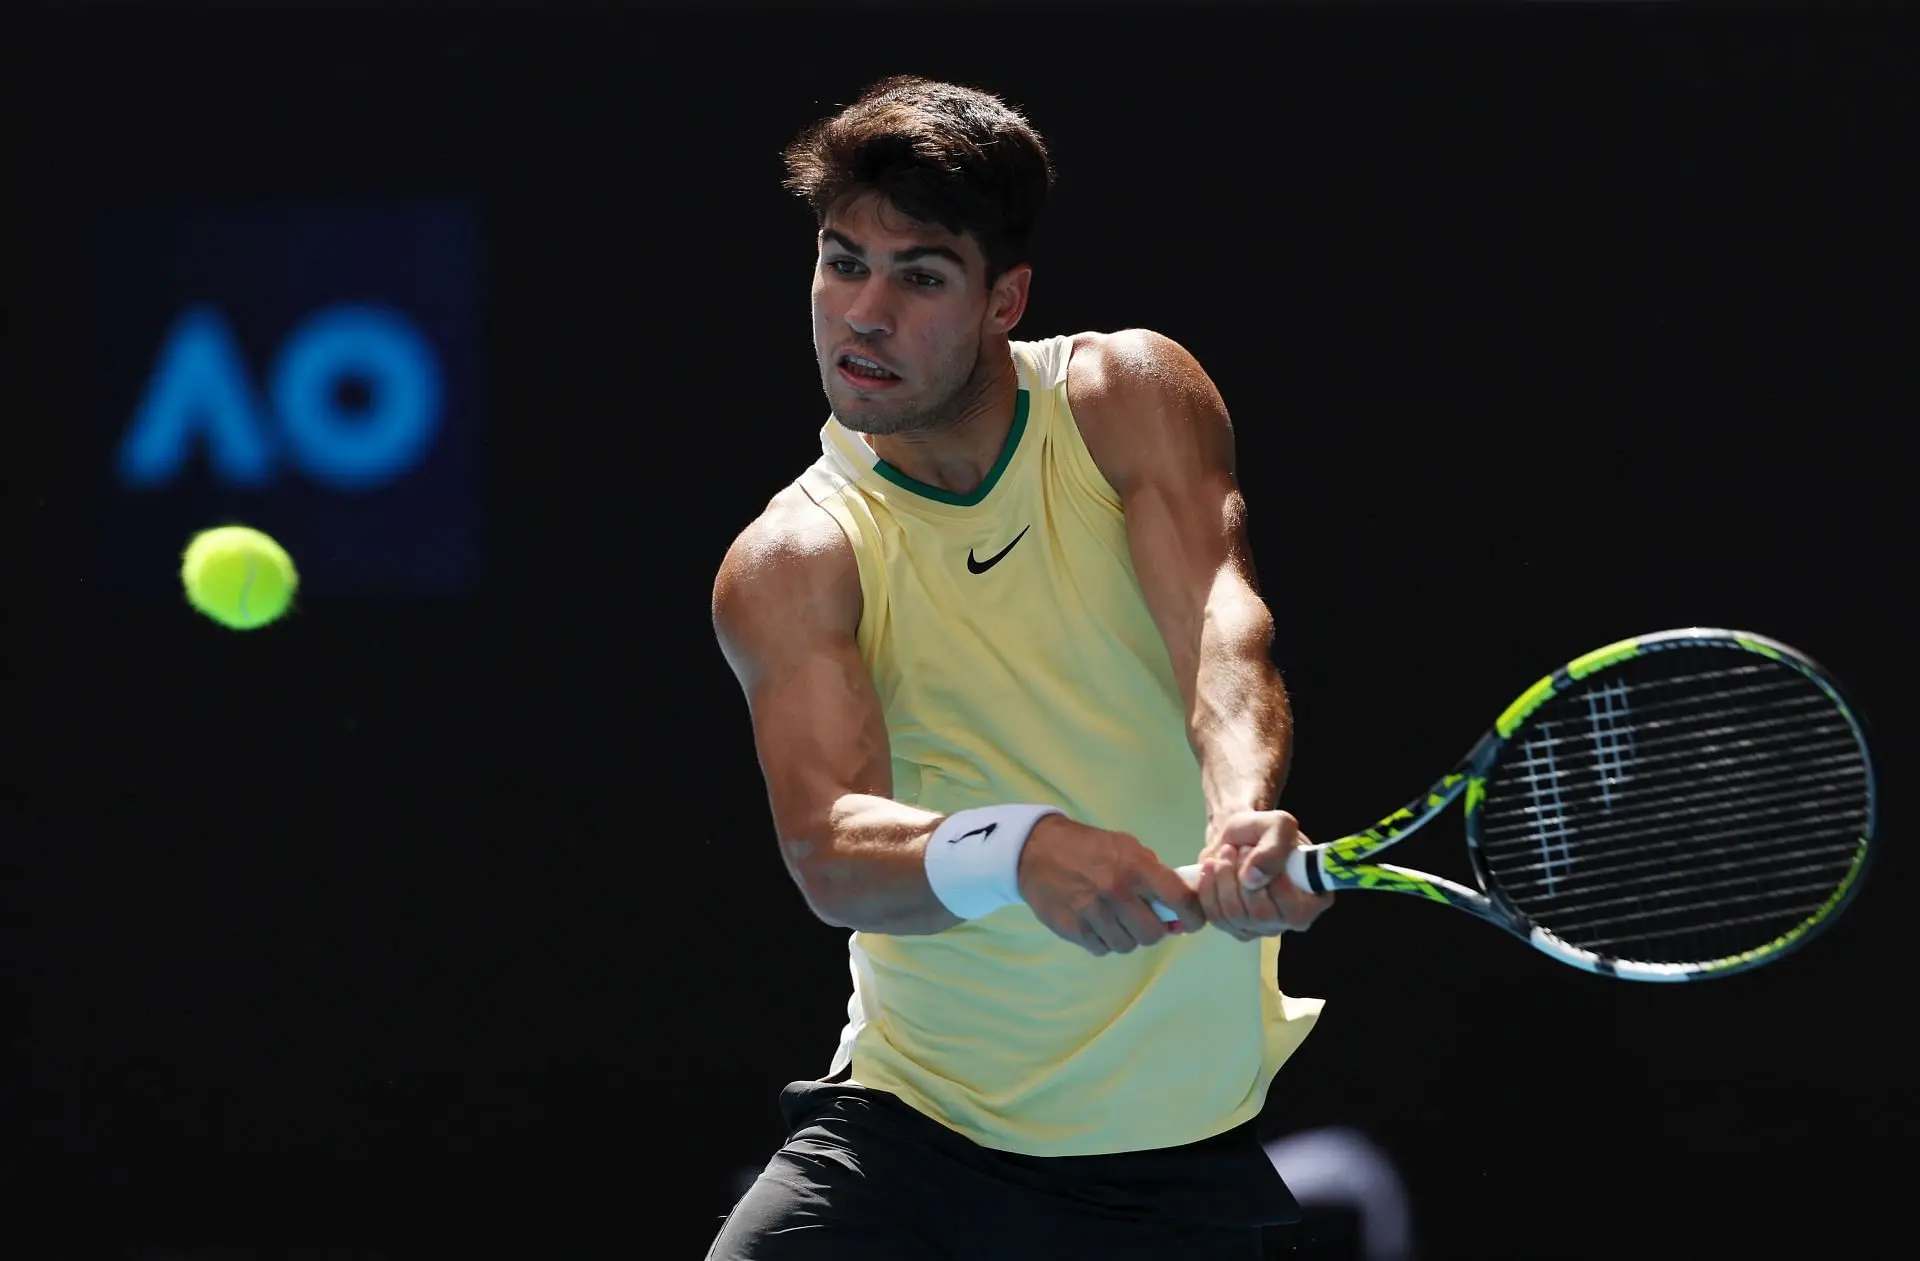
[924,804,1064,920]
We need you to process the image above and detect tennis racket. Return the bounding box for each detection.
[1160,628,1877,981]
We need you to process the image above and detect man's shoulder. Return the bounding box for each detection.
[1061,329,1220,486]
[1061,327,1194,401]
[720,482,853,579]
[712,482,860,643]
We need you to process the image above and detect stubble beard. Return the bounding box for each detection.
[828,341,994,438]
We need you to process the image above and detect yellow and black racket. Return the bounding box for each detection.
[1271,629,1875,980]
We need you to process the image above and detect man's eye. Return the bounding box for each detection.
[907,273,944,289]
[826,259,863,277]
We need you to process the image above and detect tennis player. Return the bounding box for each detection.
[707,76,1334,1260]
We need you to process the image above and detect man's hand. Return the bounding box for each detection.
[1017,814,1207,955]
[1196,809,1334,941]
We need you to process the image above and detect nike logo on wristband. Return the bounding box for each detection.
[951,823,998,844]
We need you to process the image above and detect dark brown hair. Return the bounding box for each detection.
[781,76,1055,283]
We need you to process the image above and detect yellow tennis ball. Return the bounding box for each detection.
[180,525,299,630]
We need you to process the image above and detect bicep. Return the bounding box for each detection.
[712,506,891,852]
[1081,333,1267,683]
[740,630,893,851]
[1125,473,1267,693]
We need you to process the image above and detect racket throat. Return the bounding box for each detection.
[1286,845,1328,895]
[1297,844,1494,914]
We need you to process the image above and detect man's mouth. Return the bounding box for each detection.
[837,352,902,385]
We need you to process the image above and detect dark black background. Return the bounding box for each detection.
[3,4,1913,1258]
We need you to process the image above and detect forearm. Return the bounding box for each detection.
[783,793,959,934]
[1188,583,1293,820]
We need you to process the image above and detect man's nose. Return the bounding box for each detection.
[844,278,893,338]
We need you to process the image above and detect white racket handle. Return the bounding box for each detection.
[1149,852,1319,923]
[1285,846,1314,893]
[1149,863,1204,924]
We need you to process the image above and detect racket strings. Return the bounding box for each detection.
[1509,665,1805,731]
[1576,890,1859,948]
[1485,769,1864,948]
[1484,712,1859,858]
[1482,760,1862,854]
[1475,651,1870,965]
[1553,878,1854,946]
[1483,735,1861,832]
[1511,846,1856,927]
[1495,695,1842,776]
[1486,793,1863,887]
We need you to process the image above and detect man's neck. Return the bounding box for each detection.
[866,354,1021,497]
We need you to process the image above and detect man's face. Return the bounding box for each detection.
[810,192,1004,436]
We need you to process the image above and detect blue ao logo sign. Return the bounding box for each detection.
[118,301,444,492]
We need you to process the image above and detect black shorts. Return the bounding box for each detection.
[704,1075,1300,1260]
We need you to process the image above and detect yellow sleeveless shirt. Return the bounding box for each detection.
[795,335,1322,1157]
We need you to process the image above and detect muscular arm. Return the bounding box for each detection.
[713,483,1206,951]
[712,488,962,935]
[1070,329,1292,821]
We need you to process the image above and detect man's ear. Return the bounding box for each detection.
[986,263,1032,335]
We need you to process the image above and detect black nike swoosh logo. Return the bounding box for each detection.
[966,525,1031,574]
[950,822,998,844]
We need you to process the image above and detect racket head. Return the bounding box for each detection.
[1462,629,1876,981]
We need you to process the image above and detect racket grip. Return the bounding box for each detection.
[1285,846,1314,894]
[1150,854,1323,925]
[1150,863,1205,924]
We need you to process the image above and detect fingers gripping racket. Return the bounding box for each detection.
[1174,629,1877,981]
